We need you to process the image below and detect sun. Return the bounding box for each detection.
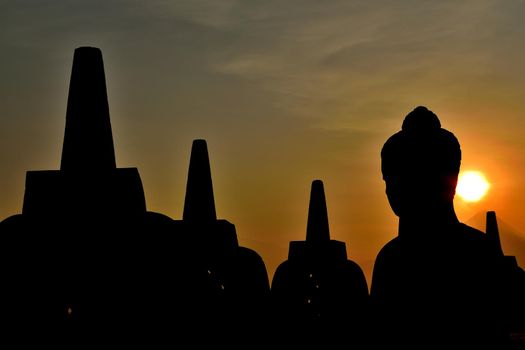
[456,171,490,202]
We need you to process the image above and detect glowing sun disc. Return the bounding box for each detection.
[456,171,490,202]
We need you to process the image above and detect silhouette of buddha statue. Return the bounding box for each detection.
[370,106,506,348]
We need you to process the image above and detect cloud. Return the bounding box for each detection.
[150,0,242,28]
[179,0,525,133]
[3,0,525,172]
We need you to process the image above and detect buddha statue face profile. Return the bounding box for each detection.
[381,106,461,219]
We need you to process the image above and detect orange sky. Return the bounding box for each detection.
[1,1,525,285]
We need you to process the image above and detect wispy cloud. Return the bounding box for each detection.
[186,0,525,130]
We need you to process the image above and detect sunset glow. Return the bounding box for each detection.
[3,1,525,283]
[456,171,490,202]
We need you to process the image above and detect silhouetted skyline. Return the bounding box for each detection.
[0,45,523,346]
[2,2,525,287]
